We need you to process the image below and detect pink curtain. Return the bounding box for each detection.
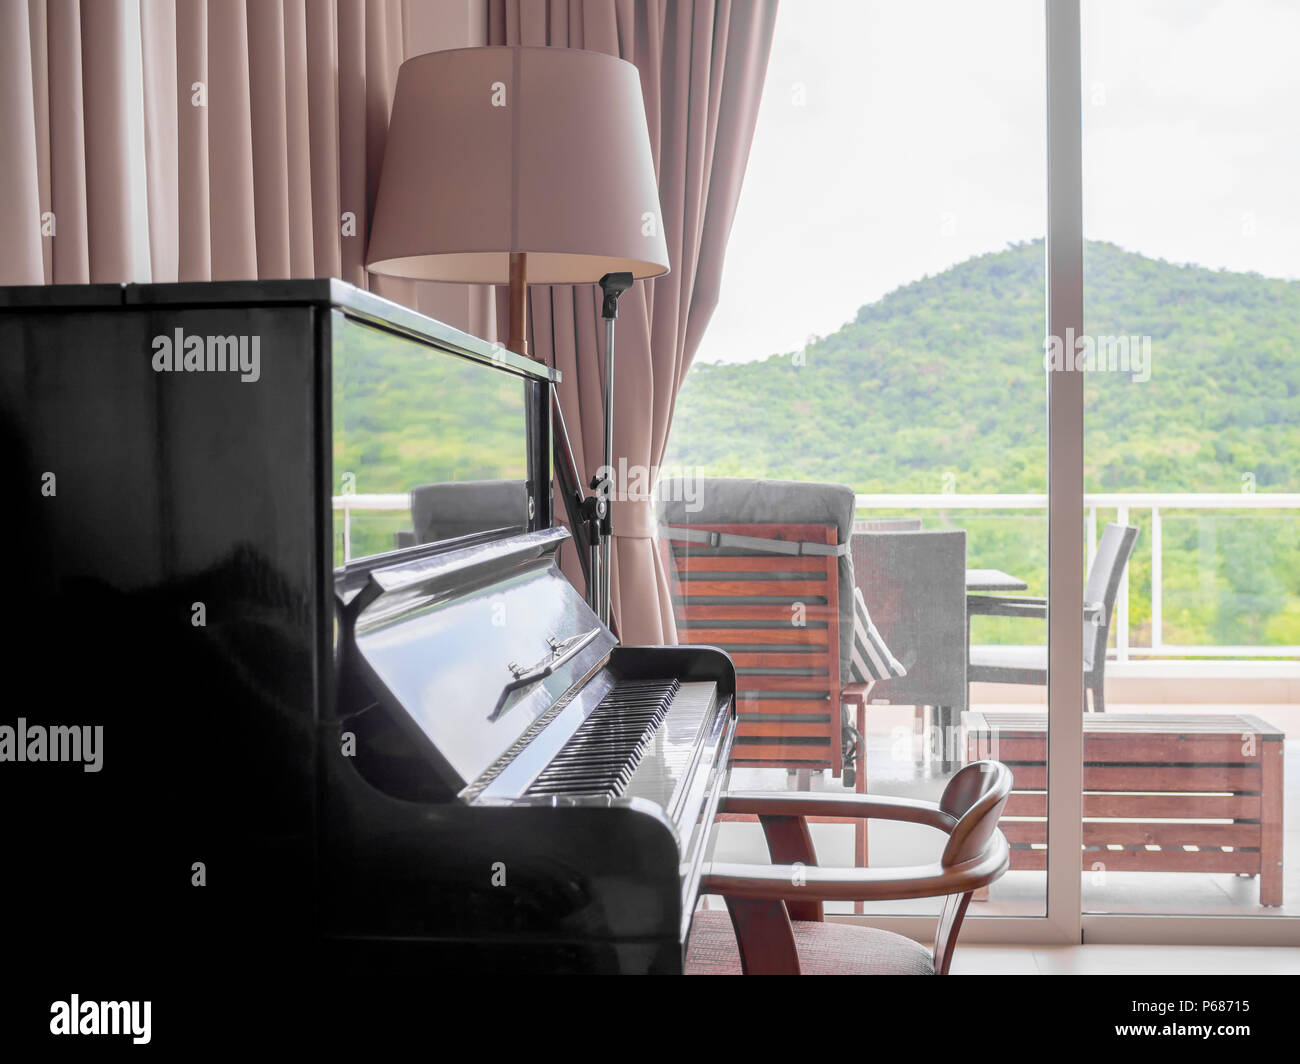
[1,0,115,284]
[0,0,776,644]
[488,0,778,644]
[1,0,492,333]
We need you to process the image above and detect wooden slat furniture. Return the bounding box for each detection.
[665,521,850,776]
[965,711,1284,906]
[663,516,872,888]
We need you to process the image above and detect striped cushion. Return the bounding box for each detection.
[848,586,906,683]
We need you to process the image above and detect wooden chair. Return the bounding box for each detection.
[968,522,1138,712]
[662,517,867,883]
[685,761,1013,975]
[663,520,860,780]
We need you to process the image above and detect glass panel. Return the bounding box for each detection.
[332,316,531,567]
[1081,0,1299,915]
[666,0,1048,917]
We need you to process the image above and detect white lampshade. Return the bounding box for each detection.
[366,46,670,285]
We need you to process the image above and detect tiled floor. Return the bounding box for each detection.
[710,702,1300,918]
[949,944,1300,975]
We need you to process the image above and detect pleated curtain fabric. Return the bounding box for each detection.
[1,0,122,284]
[1,0,492,333]
[0,0,776,645]
[487,0,778,645]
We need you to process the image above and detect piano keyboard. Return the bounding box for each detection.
[525,678,680,798]
[621,681,722,820]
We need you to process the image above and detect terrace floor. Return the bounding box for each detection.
[948,942,1300,975]
[705,700,1300,920]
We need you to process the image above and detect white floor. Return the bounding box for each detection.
[949,943,1300,975]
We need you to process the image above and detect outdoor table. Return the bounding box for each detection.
[966,569,1029,593]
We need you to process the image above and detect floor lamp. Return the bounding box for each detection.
[366,46,669,629]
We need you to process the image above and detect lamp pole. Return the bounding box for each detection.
[593,272,633,628]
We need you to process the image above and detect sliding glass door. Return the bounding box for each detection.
[1079,0,1300,924]
[669,0,1051,922]
[672,0,1298,944]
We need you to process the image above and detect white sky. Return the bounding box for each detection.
[695,0,1300,365]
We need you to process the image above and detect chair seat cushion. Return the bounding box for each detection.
[684,910,935,975]
[968,643,1047,685]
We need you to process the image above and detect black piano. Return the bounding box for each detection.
[0,279,735,983]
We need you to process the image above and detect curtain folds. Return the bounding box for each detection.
[0,0,774,645]
[487,0,778,645]
[1,0,491,331]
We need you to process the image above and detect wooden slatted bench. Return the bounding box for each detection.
[964,711,1284,906]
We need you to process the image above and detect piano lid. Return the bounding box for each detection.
[344,527,617,797]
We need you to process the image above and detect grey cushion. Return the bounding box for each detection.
[409,479,528,544]
[657,477,860,682]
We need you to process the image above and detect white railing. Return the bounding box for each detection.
[334,492,411,564]
[854,491,1300,661]
[332,489,1300,661]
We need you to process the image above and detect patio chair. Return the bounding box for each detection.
[657,478,904,787]
[967,522,1138,712]
[851,528,967,765]
[397,479,529,547]
[684,760,1012,974]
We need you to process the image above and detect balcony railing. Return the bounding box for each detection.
[332,490,1300,663]
[854,491,1300,662]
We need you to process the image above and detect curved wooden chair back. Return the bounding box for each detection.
[934,760,1013,972]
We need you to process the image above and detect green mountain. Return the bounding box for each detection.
[666,240,1300,650]
[667,239,1300,494]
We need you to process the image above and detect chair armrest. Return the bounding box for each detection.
[700,832,1009,903]
[718,790,957,833]
[841,681,873,706]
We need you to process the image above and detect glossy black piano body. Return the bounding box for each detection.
[0,279,733,981]
[330,527,735,973]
